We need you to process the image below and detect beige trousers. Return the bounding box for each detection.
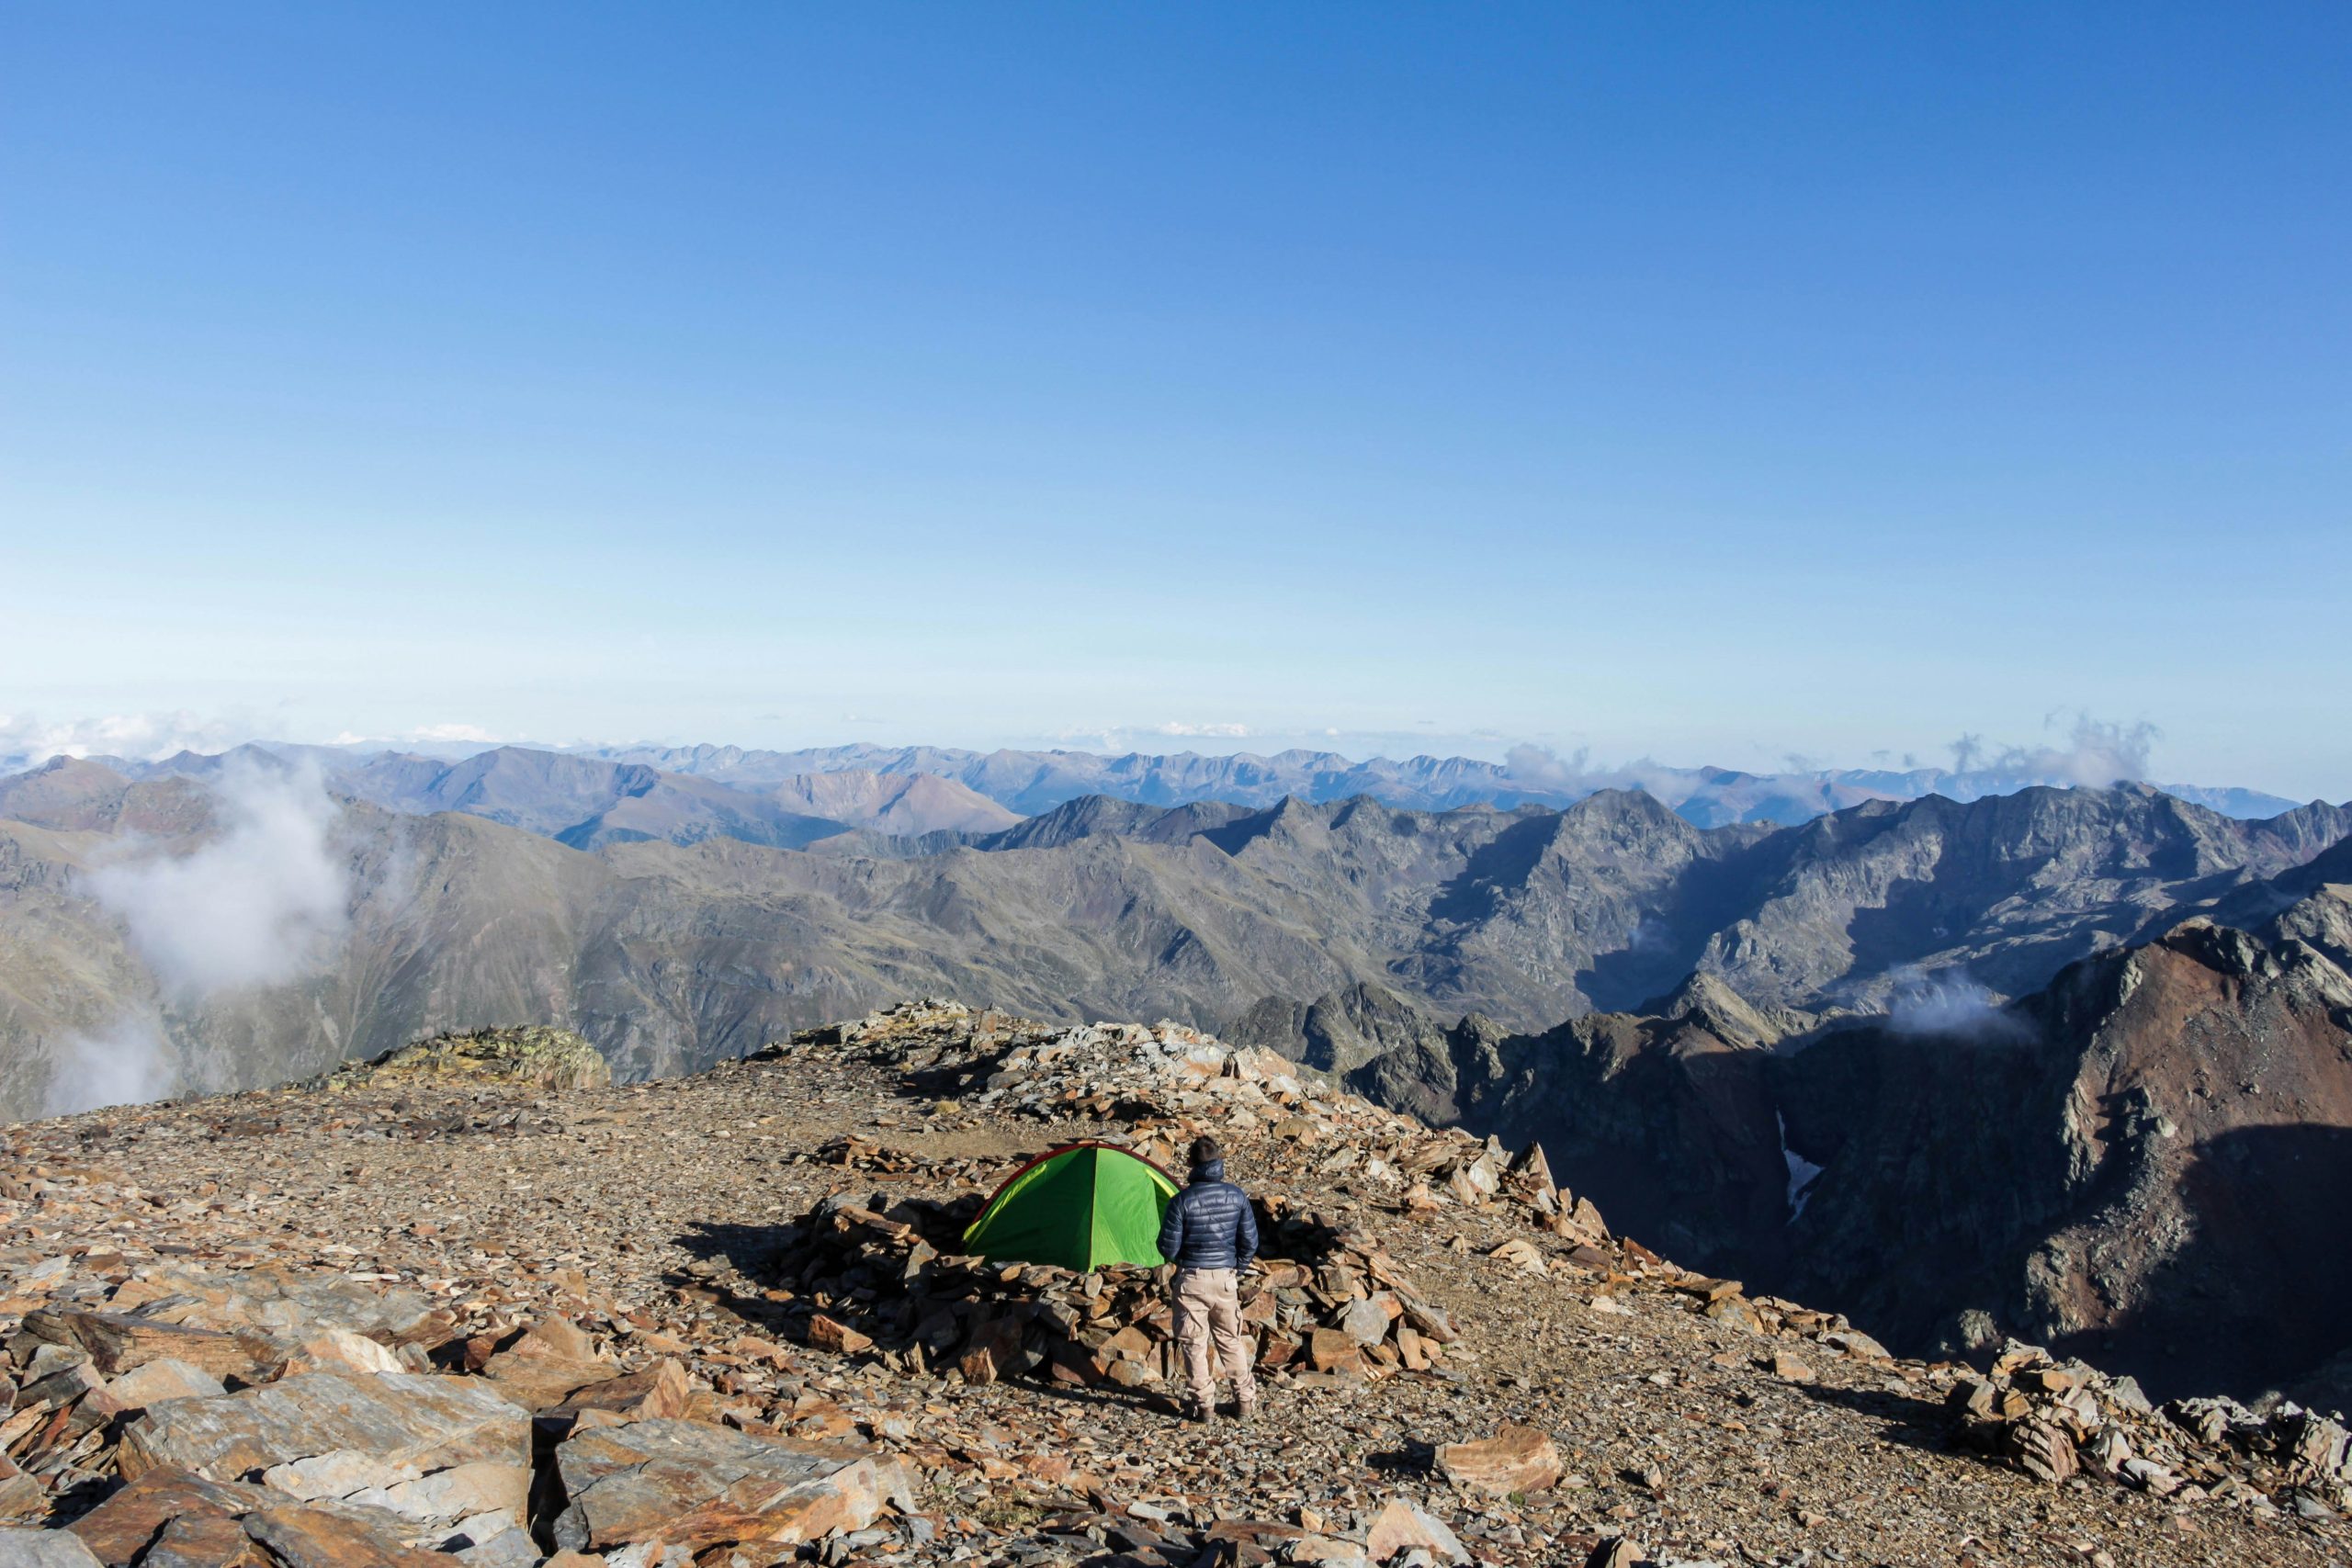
[1172,1267,1258,1409]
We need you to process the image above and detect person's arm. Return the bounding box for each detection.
[1158,1191,1186,1264]
[1235,1191,1260,1269]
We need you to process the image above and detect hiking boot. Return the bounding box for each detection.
[1186,1400,1217,1425]
[1233,1400,1257,1425]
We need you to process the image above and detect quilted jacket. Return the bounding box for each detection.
[1156,1158,1260,1271]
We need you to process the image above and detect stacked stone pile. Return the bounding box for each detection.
[1945,1339,2352,1519]
[765,1187,1463,1393]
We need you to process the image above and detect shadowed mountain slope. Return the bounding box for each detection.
[1241,913,2352,1404]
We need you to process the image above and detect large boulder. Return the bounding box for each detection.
[117,1374,529,1543]
[552,1418,912,1556]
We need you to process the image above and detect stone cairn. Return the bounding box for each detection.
[1948,1339,2352,1519]
[766,1183,1463,1394]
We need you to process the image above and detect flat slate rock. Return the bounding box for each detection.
[66,1467,266,1566]
[552,1417,914,1554]
[118,1373,528,1490]
[0,1529,107,1568]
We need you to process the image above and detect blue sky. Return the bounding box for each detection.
[4,6,2347,795]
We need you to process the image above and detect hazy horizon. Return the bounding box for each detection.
[2,708,2334,807]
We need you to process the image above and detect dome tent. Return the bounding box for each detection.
[961,1142,1180,1270]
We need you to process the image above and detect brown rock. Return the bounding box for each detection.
[1363,1497,1469,1563]
[20,1311,260,1382]
[267,1328,401,1380]
[1767,1353,1816,1383]
[1307,1328,1364,1374]
[240,1504,446,1568]
[0,1462,43,1529]
[805,1314,874,1355]
[118,1373,528,1491]
[99,1359,226,1413]
[1394,1292,1457,1345]
[2006,1418,2080,1484]
[140,1515,272,1568]
[477,1319,614,1411]
[67,1466,266,1565]
[548,1359,695,1425]
[1435,1424,1564,1496]
[551,1417,914,1554]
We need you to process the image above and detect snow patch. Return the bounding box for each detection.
[1780,1111,1825,1222]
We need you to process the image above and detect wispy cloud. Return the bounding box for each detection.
[1154,721,1252,738]
[1947,713,2158,787]
[44,1017,175,1117]
[1884,966,2031,1043]
[408,722,500,744]
[0,709,245,768]
[85,759,350,998]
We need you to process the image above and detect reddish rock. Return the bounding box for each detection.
[551,1417,913,1554]
[548,1359,695,1425]
[1435,1424,1564,1496]
[67,1466,265,1565]
[804,1314,874,1355]
[240,1504,446,1568]
[1364,1497,1469,1563]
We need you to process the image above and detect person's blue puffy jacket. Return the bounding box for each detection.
[1156,1159,1260,1271]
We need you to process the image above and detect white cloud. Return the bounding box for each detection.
[85,758,350,998]
[1154,721,1252,738]
[408,723,500,744]
[45,1017,175,1116]
[1947,714,2158,787]
[1885,967,2031,1043]
[0,710,244,768]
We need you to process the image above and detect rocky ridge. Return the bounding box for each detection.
[2,1001,2348,1566]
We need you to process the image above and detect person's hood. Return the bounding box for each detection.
[1189,1158,1226,1184]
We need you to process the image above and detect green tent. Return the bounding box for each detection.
[961,1143,1181,1270]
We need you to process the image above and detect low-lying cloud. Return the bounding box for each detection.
[85,759,351,998]
[44,1017,175,1116]
[0,708,246,770]
[1154,721,1253,739]
[1948,714,2158,788]
[1885,966,2031,1043]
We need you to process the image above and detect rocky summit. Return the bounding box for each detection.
[3,1001,2349,1568]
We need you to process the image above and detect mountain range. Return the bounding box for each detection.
[2,750,2342,1109]
[16,736,2311,829]
[3,746,2350,1402]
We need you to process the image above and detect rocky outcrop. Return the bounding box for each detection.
[1777,919,2352,1400]
[1252,919,2352,1410]
[1237,980,1801,1281]
[316,1029,612,1093]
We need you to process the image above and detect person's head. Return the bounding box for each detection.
[1189,1135,1223,1172]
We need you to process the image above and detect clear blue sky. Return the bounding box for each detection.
[5,6,2347,795]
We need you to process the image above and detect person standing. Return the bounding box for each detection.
[1156,1135,1261,1423]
